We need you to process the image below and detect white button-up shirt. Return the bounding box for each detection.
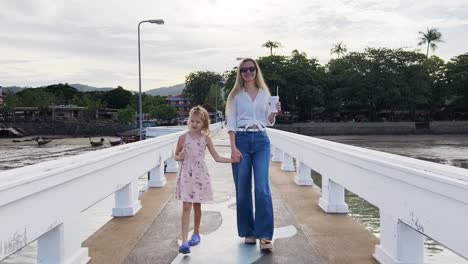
[226,88,275,132]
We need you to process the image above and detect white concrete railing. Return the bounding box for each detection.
[145,125,186,138]
[0,123,222,264]
[267,128,468,264]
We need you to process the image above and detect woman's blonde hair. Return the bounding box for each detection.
[225,58,271,114]
[188,105,210,135]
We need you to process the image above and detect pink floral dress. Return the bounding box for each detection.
[175,133,213,203]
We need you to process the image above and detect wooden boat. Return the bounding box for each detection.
[117,128,144,144]
[36,137,52,146]
[89,137,105,147]
[121,135,141,143]
[109,138,123,146]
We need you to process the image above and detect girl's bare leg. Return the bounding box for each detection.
[182,202,192,242]
[193,203,201,235]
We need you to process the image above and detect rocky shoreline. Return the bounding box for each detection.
[1,120,135,137]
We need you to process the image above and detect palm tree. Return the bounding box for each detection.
[418,27,443,58]
[330,42,347,58]
[262,40,282,56]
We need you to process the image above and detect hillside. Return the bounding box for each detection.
[1,83,185,96]
[1,84,114,93]
[69,84,114,92]
[145,83,185,96]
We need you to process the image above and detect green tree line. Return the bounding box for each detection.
[183,43,467,122]
[1,84,178,122]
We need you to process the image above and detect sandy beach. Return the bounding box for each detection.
[0,136,123,171]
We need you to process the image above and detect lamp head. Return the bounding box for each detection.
[148,19,164,24]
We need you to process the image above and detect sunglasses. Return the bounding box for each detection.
[240,67,256,73]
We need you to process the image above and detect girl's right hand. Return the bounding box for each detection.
[178,147,185,161]
[231,147,242,163]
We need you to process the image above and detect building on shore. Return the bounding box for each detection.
[4,105,114,121]
[8,105,85,121]
[165,94,190,117]
[12,107,41,121]
[96,108,119,121]
[49,105,86,120]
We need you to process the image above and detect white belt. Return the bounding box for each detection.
[236,126,262,132]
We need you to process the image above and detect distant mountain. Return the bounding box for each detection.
[145,83,185,96]
[1,84,115,93]
[1,83,185,96]
[0,86,26,93]
[69,84,114,92]
[0,86,24,93]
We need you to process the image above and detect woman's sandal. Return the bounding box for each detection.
[260,239,273,251]
[244,236,256,244]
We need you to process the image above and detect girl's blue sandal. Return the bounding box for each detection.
[179,242,191,254]
[188,234,201,246]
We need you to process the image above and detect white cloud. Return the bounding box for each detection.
[0,0,467,91]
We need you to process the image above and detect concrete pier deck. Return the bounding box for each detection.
[83,130,378,264]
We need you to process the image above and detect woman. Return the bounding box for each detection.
[226,58,281,251]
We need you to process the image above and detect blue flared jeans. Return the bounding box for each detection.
[232,131,274,240]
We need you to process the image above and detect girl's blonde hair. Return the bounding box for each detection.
[225,58,271,114]
[188,105,211,135]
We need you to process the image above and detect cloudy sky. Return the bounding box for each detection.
[1,0,467,92]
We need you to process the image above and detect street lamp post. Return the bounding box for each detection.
[138,19,164,140]
[216,81,225,124]
[215,86,218,123]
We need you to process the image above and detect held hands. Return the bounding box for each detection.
[177,147,185,161]
[231,147,242,163]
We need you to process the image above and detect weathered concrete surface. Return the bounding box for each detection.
[122,143,326,264]
[269,162,379,264]
[84,130,378,263]
[82,173,177,264]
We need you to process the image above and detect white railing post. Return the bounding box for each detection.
[271,146,283,162]
[318,176,348,213]
[37,217,89,264]
[270,145,276,158]
[374,212,424,264]
[294,161,314,186]
[148,164,166,187]
[112,179,142,217]
[165,156,178,173]
[281,152,295,171]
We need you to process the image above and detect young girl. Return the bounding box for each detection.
[174,105,234,254]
